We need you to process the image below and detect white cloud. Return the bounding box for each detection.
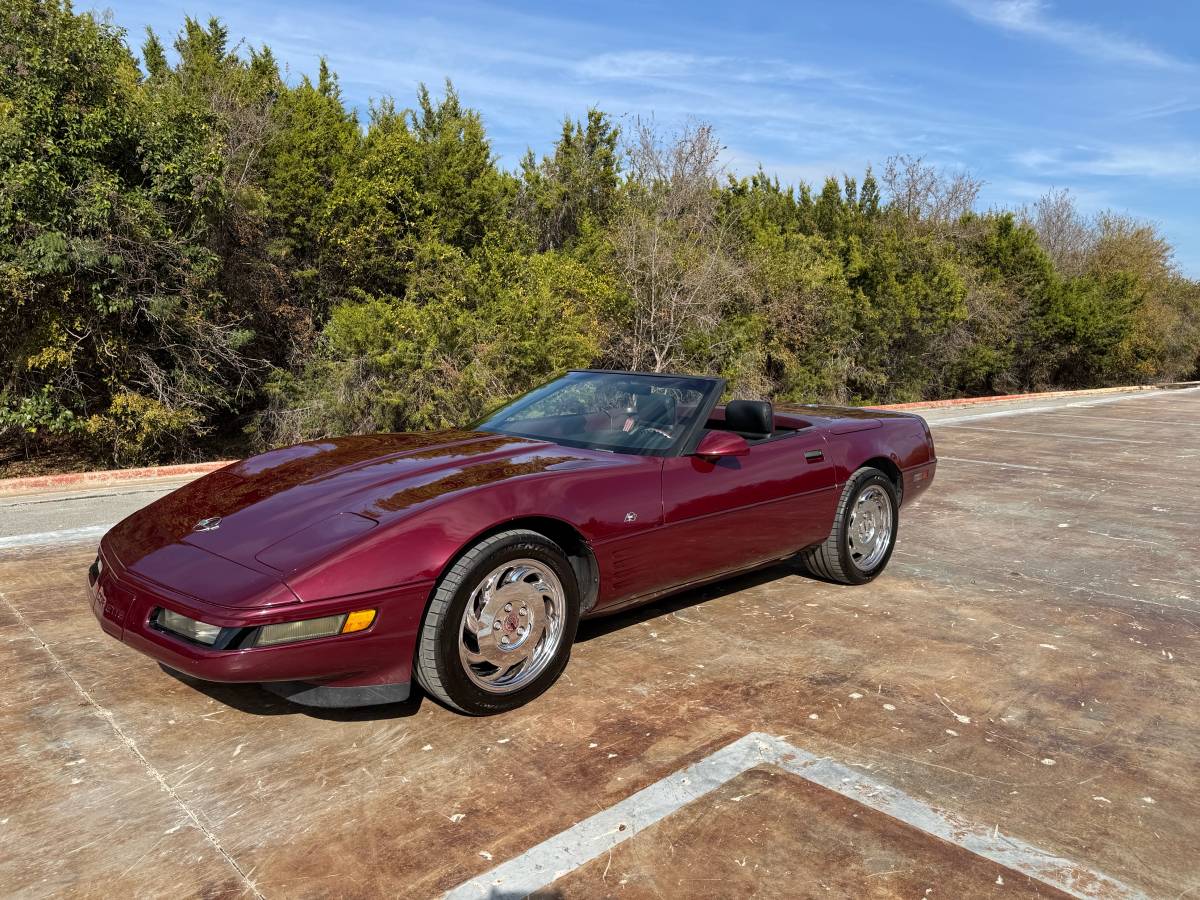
[1015,144,1200,180]
[1013,148,1062,170]
[574,50,714,81]
[1122,97,1200,122]
[949,0,1192,70]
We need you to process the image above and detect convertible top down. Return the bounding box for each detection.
[89,370,936,713]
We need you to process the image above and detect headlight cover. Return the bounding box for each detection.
[255,614,346,646]
[157,608,222,645]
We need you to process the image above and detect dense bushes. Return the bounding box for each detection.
[2,4,1198,468]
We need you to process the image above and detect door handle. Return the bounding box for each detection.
[804,450,824,462]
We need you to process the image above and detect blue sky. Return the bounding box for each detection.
[100,0,1200,274]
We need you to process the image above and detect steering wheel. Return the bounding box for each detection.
[627,423,674,448]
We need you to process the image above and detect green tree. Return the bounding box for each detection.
[266,244,610,441]
[3,5,245,462]
[519,109,621,252]
[4,5,1199,472]
[260,59,360,349]
[321,83,513,304]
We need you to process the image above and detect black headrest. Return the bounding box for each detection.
[725,399,773,436]
[637,393,676,427]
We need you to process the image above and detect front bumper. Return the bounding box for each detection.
[90,544,432,706]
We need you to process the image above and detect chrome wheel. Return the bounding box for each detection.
[458,559,566,694]
[848,485,893,571]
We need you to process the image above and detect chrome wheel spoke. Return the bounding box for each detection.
[472,632,503,666]
[523,621,547,654]
[507,564,534,586]
[461,643,488,665]
[495,656,530,683]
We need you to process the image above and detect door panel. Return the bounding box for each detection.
[658,431,837,584]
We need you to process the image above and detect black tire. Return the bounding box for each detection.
[800,467,899,585]
[414,529,580,715]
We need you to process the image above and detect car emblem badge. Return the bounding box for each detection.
[193,516,222,532]
[624,512,638,523]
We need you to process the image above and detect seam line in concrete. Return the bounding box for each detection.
[892,551,1197,614]
[937,456,1053,472]
[937,424,1155,444]
[0,590,265,899]
[1034,413,1200,427]
[443,731,1144,900]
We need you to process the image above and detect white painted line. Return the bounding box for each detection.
[929,385,1200,425]
[1038,413,1200,427]
[444,732,1144,900]
[938,455,1052,472]
[937,424,1154,444]
[0,524,111,550]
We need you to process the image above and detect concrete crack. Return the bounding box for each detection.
[0,590,266,899]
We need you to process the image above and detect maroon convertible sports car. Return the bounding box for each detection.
[89,370,937,714]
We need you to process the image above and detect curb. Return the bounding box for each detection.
[0,460,233,497]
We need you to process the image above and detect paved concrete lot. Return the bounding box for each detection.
[2,388,1197,898]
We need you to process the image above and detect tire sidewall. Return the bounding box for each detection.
[431,535,580,715]
[837,472,899,584]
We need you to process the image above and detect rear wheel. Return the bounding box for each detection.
[801,467,899,585]
[414,530,580,715]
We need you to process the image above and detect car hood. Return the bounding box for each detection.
[104,430,599,586]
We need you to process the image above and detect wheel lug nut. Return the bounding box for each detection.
[493,622,501,630]
[519,607,527,617]
[501,636,509,645]
[504,603,512,612]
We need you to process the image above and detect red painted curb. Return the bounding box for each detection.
[0,460,233,496]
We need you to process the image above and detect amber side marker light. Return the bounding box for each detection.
[342,609,377,634]
[254,609,377,647]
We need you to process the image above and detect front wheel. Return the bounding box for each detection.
[414,530,580,715]
[800,467,899,585]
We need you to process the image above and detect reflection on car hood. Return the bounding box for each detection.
[104,430,605,576]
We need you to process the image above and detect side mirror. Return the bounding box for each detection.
[693,430,749,459]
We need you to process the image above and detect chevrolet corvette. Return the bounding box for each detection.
[89,370,936,714]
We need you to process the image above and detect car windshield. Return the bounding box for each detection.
[476,371,718,455]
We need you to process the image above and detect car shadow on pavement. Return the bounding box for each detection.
[158,559,837,719]
[576,558,831,643]
[158,663,426,721]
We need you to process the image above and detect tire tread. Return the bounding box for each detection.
[414,529,566,714]
[801,467,896,585]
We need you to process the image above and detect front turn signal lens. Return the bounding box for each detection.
[341,609,377,634]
